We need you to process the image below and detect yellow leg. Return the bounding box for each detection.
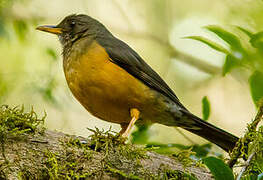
[121,108,140,138]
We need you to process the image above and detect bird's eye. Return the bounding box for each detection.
[70,21,76,27]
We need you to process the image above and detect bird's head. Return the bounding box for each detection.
[36,14,105,47]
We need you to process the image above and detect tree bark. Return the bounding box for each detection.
[0,130,212,180]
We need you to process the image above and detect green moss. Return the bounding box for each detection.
[43,150,93,179]
[0,105,207,179]
[162,169,197,180]
[0,105,45,139]
[155,164,198,180]
[172,148,196,167]
[45,128,149,179]
[87,128,149,178]
[105,165,143,180]
[243,126,263,176]
[228,103,263,177]
[87,127,147,160]
[87,127,124,152]
[0,105,45,179]
[229,101,263,168]
[65,136,90,149]
[17,148,94,179]
[62,128,201,179]
[17,162,50,180]
[0,105,45,166]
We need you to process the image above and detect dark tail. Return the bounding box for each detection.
[178,110,239,152]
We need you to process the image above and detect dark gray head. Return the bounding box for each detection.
[36,14,110,47]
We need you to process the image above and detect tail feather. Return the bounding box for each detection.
[179,110,239,152]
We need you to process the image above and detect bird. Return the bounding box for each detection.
[36,14,238,152]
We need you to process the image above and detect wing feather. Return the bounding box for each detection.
[96,36,187,110]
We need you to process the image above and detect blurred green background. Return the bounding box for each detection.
[1,0,262,154]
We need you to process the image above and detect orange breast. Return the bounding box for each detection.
[63,40,160,124]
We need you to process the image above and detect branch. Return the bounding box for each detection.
[118,30,221,75]
[0,105,212,179]
[236,152,256,180]
[228,100,263,168]
[0,130,213,179]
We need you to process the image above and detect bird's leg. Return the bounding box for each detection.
[121,108,140,138]
[119,123,128,135]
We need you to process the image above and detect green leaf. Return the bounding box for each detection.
[236,26,254,38]
[250,32,263,50]
[249,71,263,106]
[202,96,210,121]
[222,54,240,76]
[184,36,229,54]
[163,169,198,180]
[205,25,244,53]
[192,143,212,158]
[203,157,234,180]
[258,173,263,180]
[131,124,150,144]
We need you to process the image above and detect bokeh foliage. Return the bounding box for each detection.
[188,25,263,106]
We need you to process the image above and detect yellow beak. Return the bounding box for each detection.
[36,25,63,35]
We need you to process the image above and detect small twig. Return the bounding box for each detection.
[30,140,48,144]
[236,152,256,180]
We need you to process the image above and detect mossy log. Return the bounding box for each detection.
[0,130,213,180]
[0,105,213,179]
